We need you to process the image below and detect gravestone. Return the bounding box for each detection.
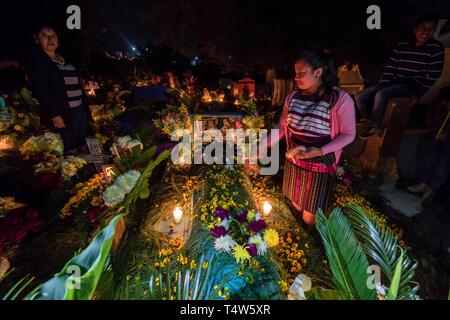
[359,97,417,182]
[78,137,112,171]
[337,64,365,97]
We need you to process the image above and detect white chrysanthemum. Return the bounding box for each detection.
[254,212,261,221]
[219,218,230,230]
[214,235,236,253]
[249,234,268,255]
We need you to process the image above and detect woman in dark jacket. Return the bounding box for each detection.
[25,25,91,152]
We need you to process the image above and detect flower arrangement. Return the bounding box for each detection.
[110,136,143,156]
[209,206,279,265]
[153,104,192,136]
[102,170,141,207]
[197,166,279,266]
[20,132,64,158]
[61,156,87,180]
[276,227,309,284]
[60,174,106,219]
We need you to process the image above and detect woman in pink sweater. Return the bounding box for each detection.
[269,50,356,225]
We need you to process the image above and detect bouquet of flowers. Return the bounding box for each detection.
[20,132,64,158]
[61,156,87,180]
[153,104,192,136]
[209,206,279,265]
[109,135,143,156]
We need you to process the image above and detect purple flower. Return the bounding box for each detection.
[246,244,258,257]
[214,206,229,220]
[210,226,228,238]
[248,220,267,233]
[237,210,248,223]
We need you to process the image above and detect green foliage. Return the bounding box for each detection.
[387,248,403,300]
[29,214,125,300]
[1,271,39,300]
[343,203,419,297]
[315,208,377,300]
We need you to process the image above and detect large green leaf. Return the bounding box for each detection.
[306,288,344,300]
[387,248,404,300]
[32,214,125,300]
[343,203,419,295]
[316,209,377,300]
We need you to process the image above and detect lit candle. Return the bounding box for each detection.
[263,201,272,216]
[173,207,183,224]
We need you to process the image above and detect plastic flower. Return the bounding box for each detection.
[263,228,279,248]
[103,185,125,207]
[248,220,267,233]
[246,243,258,257]
[115,170,141,194]
[210,226,228,238]
[249,234,268,255]
[214,206,229,220]
[214,235,236,253]
[232,244,251,264]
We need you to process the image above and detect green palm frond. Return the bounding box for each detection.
[315,208,377,300]
[342,203,419,295]
[146,253,217,300]
[1,271,40,300]
[387,248,404,300]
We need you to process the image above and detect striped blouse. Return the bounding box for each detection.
[54,61,83,108]
[380,38,445,93]
[287,91,332,141]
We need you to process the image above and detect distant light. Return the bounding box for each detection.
[131,46,137,51]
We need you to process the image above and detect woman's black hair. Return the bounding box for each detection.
[33,24,60,38]
[414,14,439,28]
[295,49,338,98]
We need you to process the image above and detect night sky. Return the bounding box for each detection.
[1,0,449,72]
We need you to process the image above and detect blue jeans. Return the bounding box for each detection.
[355,83,414,128]
[418,139,450,192]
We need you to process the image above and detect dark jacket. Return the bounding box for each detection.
[24,45,91,128]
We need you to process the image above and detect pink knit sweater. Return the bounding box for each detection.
[273,87,356,164]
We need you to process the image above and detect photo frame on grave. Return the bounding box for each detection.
[81,136,112,170]
[190,112,243,142]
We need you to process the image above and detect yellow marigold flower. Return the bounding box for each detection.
[264,228,279,248]
[14,125,22,131]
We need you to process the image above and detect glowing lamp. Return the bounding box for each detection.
[263,201,272,216]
